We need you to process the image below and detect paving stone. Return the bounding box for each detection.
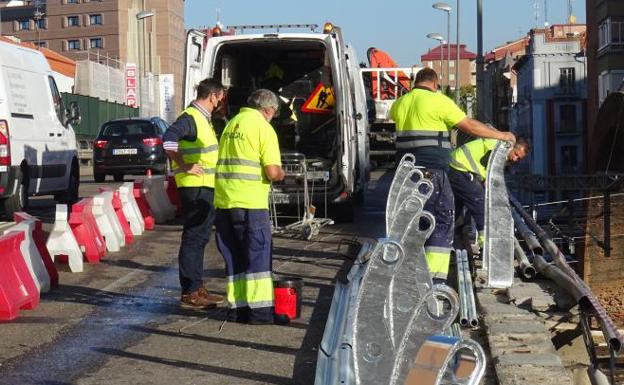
[489,339,556,357]
[496,365,573,385]
[496,352,563,367]
[479,302,536,318]
[488,320,548,335]
[507,280,557,312]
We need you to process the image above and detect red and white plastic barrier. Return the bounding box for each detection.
[119,182,144,236]
[111,189,134,244]
[46,204,84,273]
[166,175,182,215]
[3,221,51,293]
[133,181,155,230]
[0,231,40,321]
[92,191,126,252]
[14,212,59,288]
[142,176,176,224]
[69,198,106,263]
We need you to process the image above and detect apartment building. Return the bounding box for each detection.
[420,44,476,90]
[511,24,587,176]
[0,0,184,113]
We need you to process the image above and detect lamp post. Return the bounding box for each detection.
[426,32,445,87]
[455,0,461,103]
[33,8,44,49]
[433,3,452,92]
[136,10,155,113]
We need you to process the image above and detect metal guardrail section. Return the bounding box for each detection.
[316,155,487,385]
[483,141,514,288]
[508,173,624,192]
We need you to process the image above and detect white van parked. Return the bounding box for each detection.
[0,40,81,218]
[184,23,370,221]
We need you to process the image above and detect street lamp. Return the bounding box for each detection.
[136,10,155,112]
[433,3,452,91]
[33,8,44,49]
[426,32,445,87]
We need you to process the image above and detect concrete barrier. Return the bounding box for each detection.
[46,205,84,273]
[92,191,126,252]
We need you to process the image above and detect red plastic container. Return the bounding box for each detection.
[274,277,303,322]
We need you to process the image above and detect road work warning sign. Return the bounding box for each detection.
[301,84,334,114]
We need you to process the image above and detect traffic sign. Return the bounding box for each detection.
[301,84,334,114]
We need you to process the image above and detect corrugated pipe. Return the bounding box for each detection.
[509,196,624,353]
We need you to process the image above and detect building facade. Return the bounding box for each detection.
[420,44,476,90]
[511,25,587,176]
[0,0,184,114]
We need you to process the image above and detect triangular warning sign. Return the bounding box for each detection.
[301,84,334,114]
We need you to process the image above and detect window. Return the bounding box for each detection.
[89,14,102,25]
[67,39,80,50]
[449,61,455,68]
[35,18,46,29]
[449,74,455,81]
[90,37,103,49]
[35,41,47,48]
[599,18,624,50]
[560,145,578,174]
[559,67,575,94]
[66,0,79,3]
[48,76,65,125]
[428,61,433,68]
[18,19,29,30]
[67,16,80,27]
[559,105,578,133]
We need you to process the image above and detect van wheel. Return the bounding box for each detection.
[94,173,105,183]
[57,164,80,206]
[3,170,28,219]
[113,174,124,182]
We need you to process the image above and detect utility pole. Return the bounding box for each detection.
[476,0,484,121]
[455,0,461,104]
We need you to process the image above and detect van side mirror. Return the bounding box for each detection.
[66,101,81,126]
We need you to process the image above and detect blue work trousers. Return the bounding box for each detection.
[448,168,485,233]
[178,187,216,294]
[215,208,274,324]
[422,168,455,283]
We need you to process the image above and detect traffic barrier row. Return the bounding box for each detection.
[1,174,181,321]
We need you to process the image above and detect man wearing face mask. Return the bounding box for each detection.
[163,78,226,310]
[214,89,285,324]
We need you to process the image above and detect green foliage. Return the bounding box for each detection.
[458,85,477,117]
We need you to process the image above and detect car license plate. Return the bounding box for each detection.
[113,148,138,155]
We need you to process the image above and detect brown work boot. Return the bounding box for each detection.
[198,287,225,305]
[180,289,217,310]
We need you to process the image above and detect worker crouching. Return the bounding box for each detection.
[214,89,285,324]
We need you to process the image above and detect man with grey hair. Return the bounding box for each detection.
[214,89,285,324]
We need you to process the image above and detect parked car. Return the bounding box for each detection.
[0,39,81,218]
[92,117,169,182]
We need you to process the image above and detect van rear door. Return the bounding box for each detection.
[184,29,208,106]
[325,30,355,195]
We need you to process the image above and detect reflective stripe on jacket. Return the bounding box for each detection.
[173,106,219,188]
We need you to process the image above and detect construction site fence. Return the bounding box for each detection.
[62,93,139,166]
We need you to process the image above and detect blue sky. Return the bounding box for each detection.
[184,0,586,67]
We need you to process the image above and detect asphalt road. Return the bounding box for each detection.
[0,167,390,385]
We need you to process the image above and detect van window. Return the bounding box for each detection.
[48,76,66,126]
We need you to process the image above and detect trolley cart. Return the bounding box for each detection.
[270,153,334,240]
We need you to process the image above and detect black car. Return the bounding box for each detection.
[93,117,170,182]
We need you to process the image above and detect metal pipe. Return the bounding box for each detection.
[512,209,543,256]
[513,238,537,280]
[462,250,479,328]
[509,195,624,353]
[456,249,469,327]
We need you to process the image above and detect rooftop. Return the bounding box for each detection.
[421,44,476,62]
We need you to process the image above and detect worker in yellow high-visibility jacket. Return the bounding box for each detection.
[163,78,226,310]
[214,89,285,324]
[390,67,515,283]
[449,136,530,246]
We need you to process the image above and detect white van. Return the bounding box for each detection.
[0,40,81,218]
[184,23,370,221]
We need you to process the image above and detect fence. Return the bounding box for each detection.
[62,93,139,165]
